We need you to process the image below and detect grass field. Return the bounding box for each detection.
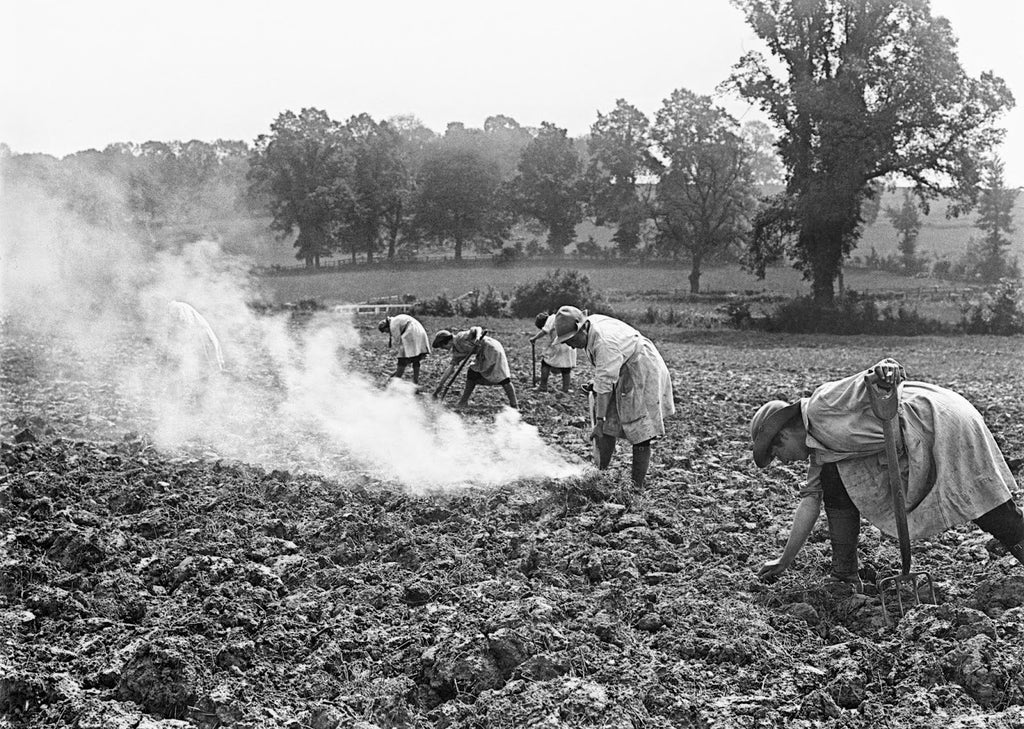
[253,261,977,325]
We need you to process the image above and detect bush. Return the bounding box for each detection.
[509,269,603,318]
[767,291,947,335]
[459,286,507,317]
[960,279,1024,335]
[411,293,455,317]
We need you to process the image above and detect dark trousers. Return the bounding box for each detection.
[820,462,1024,547]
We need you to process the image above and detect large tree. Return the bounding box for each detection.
[248,108,351,267]
[972,156,1019,282]
[413,139,505,260]
[652,89,758,293]
[511,122,585,256]
[382,115,436,260]
[884,189,923,273]
[728,0,1014,303]
[586,99,660,256]
[337,114,407,264]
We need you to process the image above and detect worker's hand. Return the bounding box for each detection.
[580,381,594,394]
[757,557,788,584]
[871,360,906,391]
[590,420,604,441]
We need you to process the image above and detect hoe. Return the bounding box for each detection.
[866,374,936,625]
[435,356,470,402]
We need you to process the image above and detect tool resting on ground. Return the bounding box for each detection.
[865,366,936,624]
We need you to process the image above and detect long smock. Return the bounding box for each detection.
[167,301,225,374]
[538,314,577,369]
[586,315,675,443]
[388,314,431,358]
[451,331,511,383]
[800,364,1015,540]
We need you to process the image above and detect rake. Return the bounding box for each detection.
[866,374,936,625]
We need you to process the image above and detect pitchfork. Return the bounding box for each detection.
[866,372,936,624]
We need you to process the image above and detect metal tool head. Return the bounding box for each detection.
[877,571,936,625]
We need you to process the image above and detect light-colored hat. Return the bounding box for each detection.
[750,400,802,468]
[553,306,586,344]
[432,329,453,349]
[377,318,390,333]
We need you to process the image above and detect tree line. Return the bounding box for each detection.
[1,0,1017,301]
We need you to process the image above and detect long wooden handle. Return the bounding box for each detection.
[867,379,912,575]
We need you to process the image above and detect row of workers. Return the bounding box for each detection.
[380,309,1024,587]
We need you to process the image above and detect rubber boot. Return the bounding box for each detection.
[597,434,615,470]
[825,507,862,592]
[538,364,550,391]
[560,370,571,392]
[1010,540,1024,567]
[411,361,421,384]
[631,442,652,489]
[502,382,518,409]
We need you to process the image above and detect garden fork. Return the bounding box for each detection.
[866,373,936,625]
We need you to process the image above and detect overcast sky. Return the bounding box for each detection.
[2,0,1021,185]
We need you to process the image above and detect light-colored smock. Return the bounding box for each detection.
[800,366,1015,540]
[586,315,675,443]
[538,314,577,369]
[452,331,511,383]
[167,300,224,373]
[388,314,431,358]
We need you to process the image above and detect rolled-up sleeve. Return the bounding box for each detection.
[798,461,824,499]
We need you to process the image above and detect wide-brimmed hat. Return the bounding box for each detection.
[432,329,453,349]
[377,318,390,333]
[750,399,802,468]
[553,306,586,344]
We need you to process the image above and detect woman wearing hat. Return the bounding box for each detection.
[554,306,675,488]
[377,314,431,384]
[529,311,578,392]
[752,359,1024,588]
[431,326,517,409]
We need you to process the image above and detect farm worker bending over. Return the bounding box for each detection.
[529,311,577,392]
[432,326,518,409]
[378,314,431,384]
[751,359,1024,590]
[554,306,675,489]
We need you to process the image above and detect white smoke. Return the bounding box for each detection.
[0,174,583,490]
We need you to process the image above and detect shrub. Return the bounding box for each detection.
[509,269,602,318]
[411,293,455,317]
[960,279,1024,335]
[721,300,752,328]
[459,286,507,317]
[767,291,947,335]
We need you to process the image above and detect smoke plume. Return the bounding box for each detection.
[0,175,583,491]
